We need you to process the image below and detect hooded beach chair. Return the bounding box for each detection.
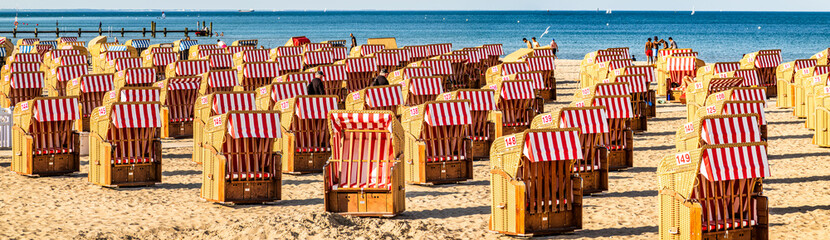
[439,53,473,88]
[272,55,304,74]
[306,64,348,103]
[192,91,257,164]
[54,54,87,67]
[345,57,378,92]
[578,53,623,88]
[2,62,42,83]
[199,69,238,96]
[88,102,163,187]
[65,74,114,131]
[233,49,271,68]
[481,44,504,68]
[664,56,698,101]
[166,59,210,79]
[696,100,768,140]
[0,37,11,65]
[457,48,488,85]
[92,50,130,73]
[255,81,307,110]
[776,59,815,108]
[42,49,81,67]
[812,86,830,146]
[575,95,635,170]
[200,110,282,204]
[525,56,557,101]
[173,39,198,60]
[237,62,280,91]
[143,52,177,80]
[674,114,763,152]
[379,48,412,67]
[577,81,648,133]
[696,62,740,85]
[208,53,234,70]
[485,62,529,86]
[489,129,584,236]
[486,80,539,135]
[614,74,654,127]
[324,110,405,216]
[322,46,348,61]
[46,64,88,96]
[401,100,473,184]
[401,76,444,107]
[125,39,150,54]
[303,50,335,70]
[345,84,403,119]
[740,51,781,97]
[11,97,80,176]
[805,72,830,129]
[105,57,143,74]
[426,43,452,57]
[276,95,339,174]
[403,45,431,62]
[420,59,458,90]
[114,67,156,88]
[439,89,502,159]
[531,106,610,193]
[156,76,201,138]
[685,77,744,121]
[657,142,769,240]
[387,66,433,86]
[373,51,402,73]
[1,72,45,109]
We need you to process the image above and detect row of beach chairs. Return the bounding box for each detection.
[771,48,830,147]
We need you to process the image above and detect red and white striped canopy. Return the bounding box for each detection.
[457,90,495,111]
[615,75,648,93]
[296,97,339,119]
[405,45,430,59]
[55,64,88,82]
[734,70,760,87]
[194,44,220,50]
[402,67,433,79]
[527,56,556,71]
[226,112,282,139]
[814,65,830,76]
[759,49,780,55]
[594,54,622,64]
[714,62,740,74]
[114,57,142,71]
[409,77,444,96]
[48,49,80,60]
[303,43,332,52]
[318,64,348,81]
[667,57,697,71]
[730,88,767,102]
[699,115,762,145]
[501,63,529,76]
[225,46,255,55]
[533,48,555,57]
[795,59,817,70]
[167,77,201,90]
[197,49,225,59]
[149,47,173,54]
[457,49,484,63]
[500,81,535,100]
[346,57,378,73]
[559,107,610,134]
[58,37,77,43]
[708,78,744,93]
[660,48,692,57]
[330,112,394,132]
[515,71,546,90]
[36,44,53,54]
[104,51,132,61]
[422,60,453,75]
[123,68,156,84]
[374,52,402,67]
[243,62,280,78]
[722,101,766,124]
[592,97,634,119]
[151,52,177,67]
[754,54,781,68]
[80,74,114,93]
[119,88,159,102]
[323,47,348,60]
[596,83,632,96]
[209,54,234,69]
[671,52,698,57]
[212,93,257,115]
[360,44,386,56]
[10,72,44,89]
[427,43,452,56]
[366,85,403,108]
[111,104,162,129]
[303,50,335,65]
[424,101,471,126]
[275,55,303,71]
[700,144,769,181]
[207,70,238,88]
[522,130,584,162]
[57,55,87,66]
[381,48,412,62]
[271,82,307,102]
[607,48,630,58]
[483,44,504,56]
[608,59,632,71]
[174,60,210,76]
[240,49,270,63]
[625,66,655,82]
[440,54,469,63]
[275,72,315,83]
[21,38,39,45]
[33,98,80,122]
[275,46,303,56]
[13,53,42,63]
[8,62,41,73]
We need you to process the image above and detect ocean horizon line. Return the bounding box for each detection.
[2,9,830,13]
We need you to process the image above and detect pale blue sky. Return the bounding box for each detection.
[2,0,830,11]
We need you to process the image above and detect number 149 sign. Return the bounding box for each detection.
[675,152,692,165]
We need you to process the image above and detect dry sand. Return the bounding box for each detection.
[0,59,828,239]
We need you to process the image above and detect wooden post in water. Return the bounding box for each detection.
[12,28,16,38]
[78,28,82,37]
[210,22,213,36]
[56,27,59,37]
[164,28,167,37]
[121,28,125,37]
[142,28,146,37]
[98,27,102,36]
[34,28,38,37]
[151,22,156,38]
[184,27,188,37]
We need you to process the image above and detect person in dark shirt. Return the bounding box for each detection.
[350,33,357,50]
[307,71,326,95]
[370,69,389,86]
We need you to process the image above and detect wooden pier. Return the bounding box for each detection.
[0,21,214,38]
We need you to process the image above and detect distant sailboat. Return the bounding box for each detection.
[606,9,612,14]
[691,6,695,15]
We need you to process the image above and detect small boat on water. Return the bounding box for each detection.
[239,9,254,12]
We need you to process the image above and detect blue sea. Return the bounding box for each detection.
[2,10,830,62]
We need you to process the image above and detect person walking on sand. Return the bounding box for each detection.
[307,71,326,95]
[645,38,654,65]
[523,38,532,49]
[531,37,541,48]
[549,38,558,55]
[668,37,678,49]
[350,33,357,50]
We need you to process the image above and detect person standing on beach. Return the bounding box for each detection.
[668,37,678,49]
[370,69,390,87]
[307,71,326,95]
[217,39,227,48]
[523,38,532,49]
[659,39,668,49]
[645,38,654,64]
[549,38,558,55]
[531,37,541,48]
[653,36,660,61]
[350,33,357,50]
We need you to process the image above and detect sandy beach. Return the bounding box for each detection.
[0,59,828,239]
